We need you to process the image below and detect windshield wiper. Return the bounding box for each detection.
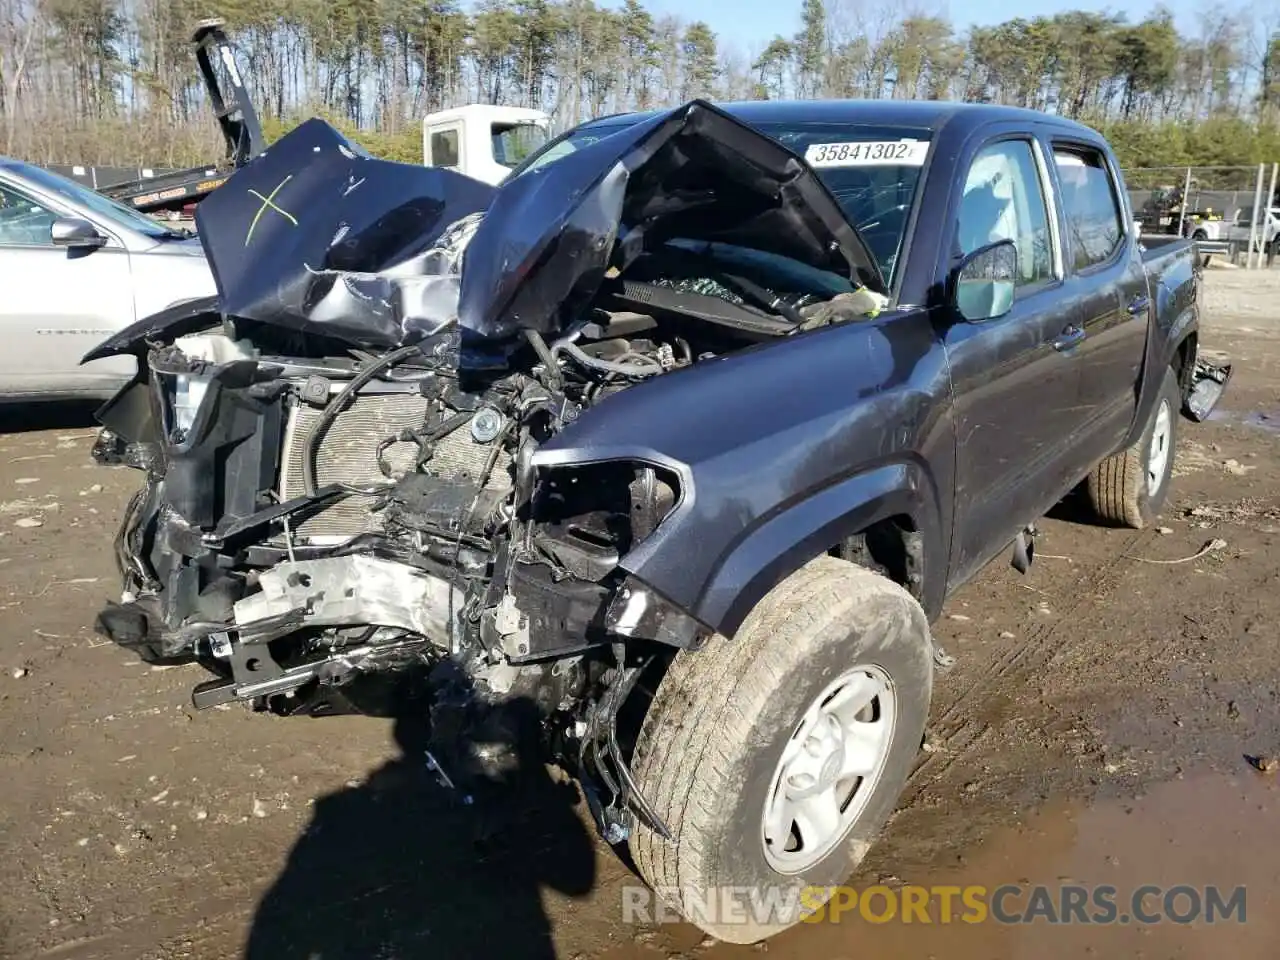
[663,240,805,325]
[717,272,804,326]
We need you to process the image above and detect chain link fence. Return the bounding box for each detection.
[1125,164,1280,268]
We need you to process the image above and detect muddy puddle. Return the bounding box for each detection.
[1207,407,1280,436]
[607,770,1280,960]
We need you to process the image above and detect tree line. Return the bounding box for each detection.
[3,0,1280,173]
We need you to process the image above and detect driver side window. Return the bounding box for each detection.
[957,140,1053,288]
[0,183,57,246]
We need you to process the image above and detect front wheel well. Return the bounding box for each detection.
[830,514,925,602]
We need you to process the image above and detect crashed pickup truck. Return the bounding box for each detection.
[84,99,1224,943]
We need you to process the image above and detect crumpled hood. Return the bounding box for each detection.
[85,100,884,359]
[190,118,497,349]
[457,99,884,342]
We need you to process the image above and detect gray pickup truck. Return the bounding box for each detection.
[0,159,213,401]
[86,99,1223,944]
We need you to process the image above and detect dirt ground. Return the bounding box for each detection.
[2,269,1279,960]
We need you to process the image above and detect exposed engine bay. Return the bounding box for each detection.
[86,100,889,841]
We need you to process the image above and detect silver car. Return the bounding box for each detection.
[0,159,215,400]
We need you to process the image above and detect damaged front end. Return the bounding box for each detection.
[93,317,703,838]
[86,101,886,839]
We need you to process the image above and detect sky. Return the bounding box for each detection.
[620,0,1216,57]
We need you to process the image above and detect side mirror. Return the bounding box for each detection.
[952,239,1017,322]
[51,217,106,249]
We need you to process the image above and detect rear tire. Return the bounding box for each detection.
[1086,365,1180,528]
[628,556,933,944]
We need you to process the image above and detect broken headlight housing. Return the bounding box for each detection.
[151,365,217,447]
[169,372,212,442]
[528,461,680,575]
[517,460,705,651]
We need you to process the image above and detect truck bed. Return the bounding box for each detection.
[87,21,260,217]
[1137,234,1190,258]
[100,164,231,215]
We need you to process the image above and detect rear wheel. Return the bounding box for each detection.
[1086,365,1180,528]
[628,556,933,944]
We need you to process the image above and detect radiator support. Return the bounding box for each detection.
[276,391,511,541]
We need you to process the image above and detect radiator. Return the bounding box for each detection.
[277,392,511,541]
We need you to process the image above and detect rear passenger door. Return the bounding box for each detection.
[1049,143,1147,458]
[943,134,1083,588]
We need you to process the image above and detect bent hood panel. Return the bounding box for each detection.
[90,103,884,357]
[193,118,496,349]
[457,99,884,341]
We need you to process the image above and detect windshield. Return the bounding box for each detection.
[491,122,549,169]
[512,122,635,177]
[510,118,931,283]
[7,162,186,239]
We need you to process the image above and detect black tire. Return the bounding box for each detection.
[629,555,933,944]
[1086,365,1180,528]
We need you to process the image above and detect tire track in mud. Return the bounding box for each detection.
[24,885,254,960]
[27,532,1155,960]
[901,527,1153,803]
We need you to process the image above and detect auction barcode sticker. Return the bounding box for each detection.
[803,140,930,168]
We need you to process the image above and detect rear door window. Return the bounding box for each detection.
[430,129,460,168]
[1053,147,1125,270]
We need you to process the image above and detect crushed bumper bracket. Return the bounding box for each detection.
[191,632,320,709]
[1183,358,1232,422]
[578,643,673,844]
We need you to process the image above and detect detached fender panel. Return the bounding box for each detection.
[532,309,953,637]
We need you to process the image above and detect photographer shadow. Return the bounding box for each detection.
[244,688,597,960]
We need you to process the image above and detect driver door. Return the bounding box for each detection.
[0,179,135,396]
[942,134,1086,588]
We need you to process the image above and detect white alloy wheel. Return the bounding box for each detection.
[761,665,897,874]
[1147,398,1172,496]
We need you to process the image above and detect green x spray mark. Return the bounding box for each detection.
[245,175,298,246]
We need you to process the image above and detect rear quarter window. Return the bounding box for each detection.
[431,130,460,168]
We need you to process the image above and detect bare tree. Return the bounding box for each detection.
[1,0,46,151]
[0,0,1271,170]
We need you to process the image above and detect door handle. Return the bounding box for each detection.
[1052,324,1086,351]
[1126,296,1151,315]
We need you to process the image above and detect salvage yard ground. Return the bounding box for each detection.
[2,269,1279,960]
